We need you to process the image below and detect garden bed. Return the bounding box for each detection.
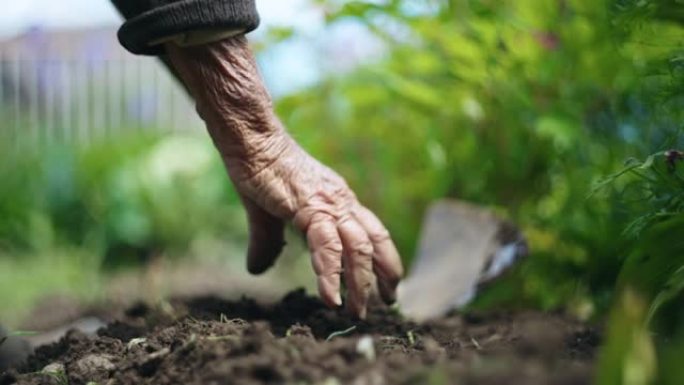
[1,289,599,385]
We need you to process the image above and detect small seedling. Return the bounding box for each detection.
[325,326,357,341]
[45,370,69,385]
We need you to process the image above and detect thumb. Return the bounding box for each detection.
[241,195,286,275]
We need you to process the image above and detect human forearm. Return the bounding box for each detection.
[166,37,292,183]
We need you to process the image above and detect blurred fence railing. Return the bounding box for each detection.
[0,55,204,148]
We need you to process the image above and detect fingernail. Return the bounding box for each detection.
[334,292,343,306]
[358,307,367,320]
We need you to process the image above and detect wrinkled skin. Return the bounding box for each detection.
[166,36,404,318]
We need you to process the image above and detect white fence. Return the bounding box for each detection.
[0,54,204,148]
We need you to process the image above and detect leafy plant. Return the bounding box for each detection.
[593,149,684,237]
[595,149,684,382]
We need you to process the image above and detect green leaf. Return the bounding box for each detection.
[597,290,656,385]
[646,265,684,325]
[618,216,684,299]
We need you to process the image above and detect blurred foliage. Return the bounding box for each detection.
[274,0,684,314]
[0,134,248,267]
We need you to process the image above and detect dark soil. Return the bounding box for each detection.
[1,289,600,385]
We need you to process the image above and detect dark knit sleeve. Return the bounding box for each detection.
[111,0,260,55]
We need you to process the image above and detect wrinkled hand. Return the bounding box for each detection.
[166,36,403,318]
[232,132,403,318]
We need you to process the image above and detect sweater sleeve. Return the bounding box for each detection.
[111,0,260,55]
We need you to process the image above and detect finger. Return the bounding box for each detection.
[242,196,286,275]
[306,213,344,307]
[354,205,404,304]
[337,216,374,319]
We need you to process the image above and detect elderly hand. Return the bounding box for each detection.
[166,36,403,318]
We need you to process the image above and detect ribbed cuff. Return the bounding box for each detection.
[117,0,260,56]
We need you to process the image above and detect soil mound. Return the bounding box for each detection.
[1,289,599,385]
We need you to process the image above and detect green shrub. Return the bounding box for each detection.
[0,134,247,268]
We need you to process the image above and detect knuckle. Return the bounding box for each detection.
[309,211,330,224]
[305,218,328,236]
[350,240,374,256]
[321,237,344,254]
[313,250,341,276]
[334,186,354,201]
[298,205,339,230]
[321,268,342,278]
[368,229,391,243]
[336,213,354,225]
[323,184,354,206]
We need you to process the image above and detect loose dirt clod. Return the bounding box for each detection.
[71,354,116,384]
[1,289,600,385]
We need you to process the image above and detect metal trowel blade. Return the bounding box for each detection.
[397,199,527,322]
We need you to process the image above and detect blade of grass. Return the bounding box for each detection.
[326,326,357,341]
